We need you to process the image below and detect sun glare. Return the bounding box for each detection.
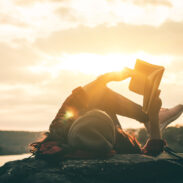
[29,52,173,77]
[60,53,136,75]
[57,52,172,75]
[64,111,74,119]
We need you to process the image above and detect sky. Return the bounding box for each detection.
[0,0,183,131]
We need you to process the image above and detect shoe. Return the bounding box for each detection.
[159,104,183,132]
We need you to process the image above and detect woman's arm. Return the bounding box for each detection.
[83,68,133,93]
[142,93,166,156]
[83,68,133,102]
[148,92,162,140]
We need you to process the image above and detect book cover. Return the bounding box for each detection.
[129,59,165,114]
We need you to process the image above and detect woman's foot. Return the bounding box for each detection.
[159,104,183,131]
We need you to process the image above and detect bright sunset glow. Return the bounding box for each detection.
[29,52,173,77]
[0,0,182,131]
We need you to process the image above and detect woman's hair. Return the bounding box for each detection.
[29,119,73,155]
[29,132,51,155]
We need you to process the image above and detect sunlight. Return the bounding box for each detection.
[64,111,74,119]
[28,52,173,78]
[60,53,136,75]
[56,52,173,76]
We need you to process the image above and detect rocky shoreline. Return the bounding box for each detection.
[1,153,183,183]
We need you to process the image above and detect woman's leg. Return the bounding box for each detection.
[83,71,148,126]
[87,86,149,125]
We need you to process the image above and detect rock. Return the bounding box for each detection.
[0,153,183,183]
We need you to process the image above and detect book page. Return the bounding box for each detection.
[142,68,164,113]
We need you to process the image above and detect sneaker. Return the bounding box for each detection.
[159,104,183,132]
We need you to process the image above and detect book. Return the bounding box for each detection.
[129,59,165,114]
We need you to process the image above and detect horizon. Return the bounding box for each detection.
[0,0,183,131]
[1,124,183,132]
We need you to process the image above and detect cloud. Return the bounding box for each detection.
[0,0,181,46]
[133,0,172,7]
[161,82,183,106]
[15,0,172,8]
[0,14,27,27]
[0,42,51,85]
[55,7,78,22]
[0,68,50,85]
[0,43,39,68]
[162,59,183,87]
[54,0,173,27]
[15,0,66,6]
[165,59,183,73]
[0,0,72,45]
[0,0,182,130]
[0,71,95,130]
[35,21,183,56]
[1,68,182,130]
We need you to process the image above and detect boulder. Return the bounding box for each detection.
[0,153,183,183]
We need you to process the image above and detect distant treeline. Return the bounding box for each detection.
[0,131,43,155]
[135,126,183,152]
[0,127,183,155]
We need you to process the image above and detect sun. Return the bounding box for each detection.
[59,53,136,75]
[56,52,172,75]
[29,52,172,77]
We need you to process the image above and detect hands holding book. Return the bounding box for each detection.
[128,59,166,156]
[87,59,166,155]
[100,59,166,155]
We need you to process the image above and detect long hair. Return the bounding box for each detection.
[29,132,51,155]
[29,118,73,156]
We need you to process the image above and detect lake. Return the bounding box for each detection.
[0,154,31,167]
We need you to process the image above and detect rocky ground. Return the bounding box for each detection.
[0,153,183,183]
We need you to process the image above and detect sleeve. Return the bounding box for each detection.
[49,87,89,140]
[54,86,89,120]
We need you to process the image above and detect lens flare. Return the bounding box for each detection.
[64,111,74,119]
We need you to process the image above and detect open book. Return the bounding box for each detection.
[129,59,165,114]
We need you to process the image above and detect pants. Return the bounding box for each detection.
[87,86,148,128]
[68,91,143,154]
[50,86,144,154]
[50,85,148,142]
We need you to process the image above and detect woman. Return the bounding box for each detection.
[30,69,183,159]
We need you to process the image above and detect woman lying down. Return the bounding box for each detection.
[30,69,183,160]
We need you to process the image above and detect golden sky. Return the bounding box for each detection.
[0,0,183,131]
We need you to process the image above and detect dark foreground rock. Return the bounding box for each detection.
[1,153,183,183]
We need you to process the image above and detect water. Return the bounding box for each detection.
[0,154,30,167]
